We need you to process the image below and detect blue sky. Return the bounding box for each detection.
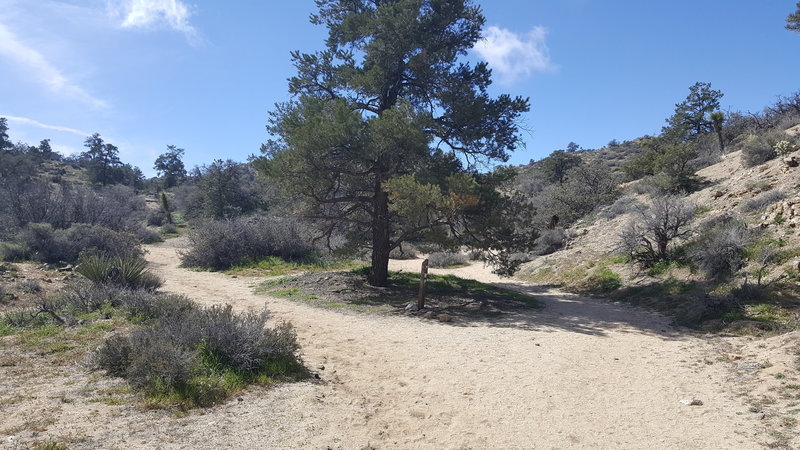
[1,0,798,176]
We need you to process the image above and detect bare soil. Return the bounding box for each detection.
[3,238,799,448]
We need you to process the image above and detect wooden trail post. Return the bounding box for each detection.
[417,258,429,309]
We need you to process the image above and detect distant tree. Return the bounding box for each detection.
[82,133,122,185]
[788,2,800,32]
[259,0,533,286]
[550,164,620,222]
[119,164,145,190]
[0,120,37,180]
[154,145,187,188]
[197,159,261,219]
[566,141,581,152]
[664,82,723,140]
[538,150,583,184]
[0,118,12,151]
[709,111,725,153]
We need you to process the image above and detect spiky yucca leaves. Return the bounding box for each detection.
[77,254,162,290]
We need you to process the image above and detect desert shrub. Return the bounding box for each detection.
[533,228,567,255]
[195,305,299,372]
[741,190,788,213]
[147,210,169,227]
[94,334,134,377]
[99,330,196,390]
[118,292,195,321]
[132,225,163,244]
[17,279,42,294]
[15,223,142,264]
[740,130,797,167]
[181,216,316,270]
[93,301,304,407]
[428,252,469,268]
[597,197,642,220]
[76,254,163,290]
[690,219,750,279]
[0,181,144,231]
[161,223,179,235]
[389,243,419,259]
[741,135,777,166]
[620,196,695,267]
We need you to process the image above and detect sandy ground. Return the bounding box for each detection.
[97,239,757,450]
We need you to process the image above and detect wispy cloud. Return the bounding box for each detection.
[108,0,201,44]
[0,23,108,108]
[2,114,90,137]
[473,26,555,84]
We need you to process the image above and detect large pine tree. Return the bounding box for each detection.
[260,0,533,286]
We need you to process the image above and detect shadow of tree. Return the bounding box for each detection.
[261,270,695,339]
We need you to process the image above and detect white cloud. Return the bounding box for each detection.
[0,23,108,108]
[473,26,555,84]
[2,114,90,137]
[109,0,201,44]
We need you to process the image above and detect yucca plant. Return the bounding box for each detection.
[77,254,162,290]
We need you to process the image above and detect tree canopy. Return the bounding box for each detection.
[154,145,187,188]
[258,0,533,286]
[788,2,800,32]
[663,82,723,141]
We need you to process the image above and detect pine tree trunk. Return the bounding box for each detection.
[368,179,391,287]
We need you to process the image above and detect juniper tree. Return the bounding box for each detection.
[259,0,533,286]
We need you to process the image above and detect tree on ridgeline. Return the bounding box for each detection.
[82,133,122,185]
[624,82,723,192]
[257,0,535,286]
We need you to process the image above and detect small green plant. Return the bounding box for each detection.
[587,268,622,293]
[695,205,712,215]
[773,214,786,225]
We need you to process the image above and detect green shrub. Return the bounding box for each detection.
[587,268,622,292]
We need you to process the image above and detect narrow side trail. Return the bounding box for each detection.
[143,240,756,449]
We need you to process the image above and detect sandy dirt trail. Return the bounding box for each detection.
[141,240,757,449]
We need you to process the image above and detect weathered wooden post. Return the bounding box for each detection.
[417,258,429,309]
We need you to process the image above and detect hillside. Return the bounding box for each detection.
[518,124,800,324]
